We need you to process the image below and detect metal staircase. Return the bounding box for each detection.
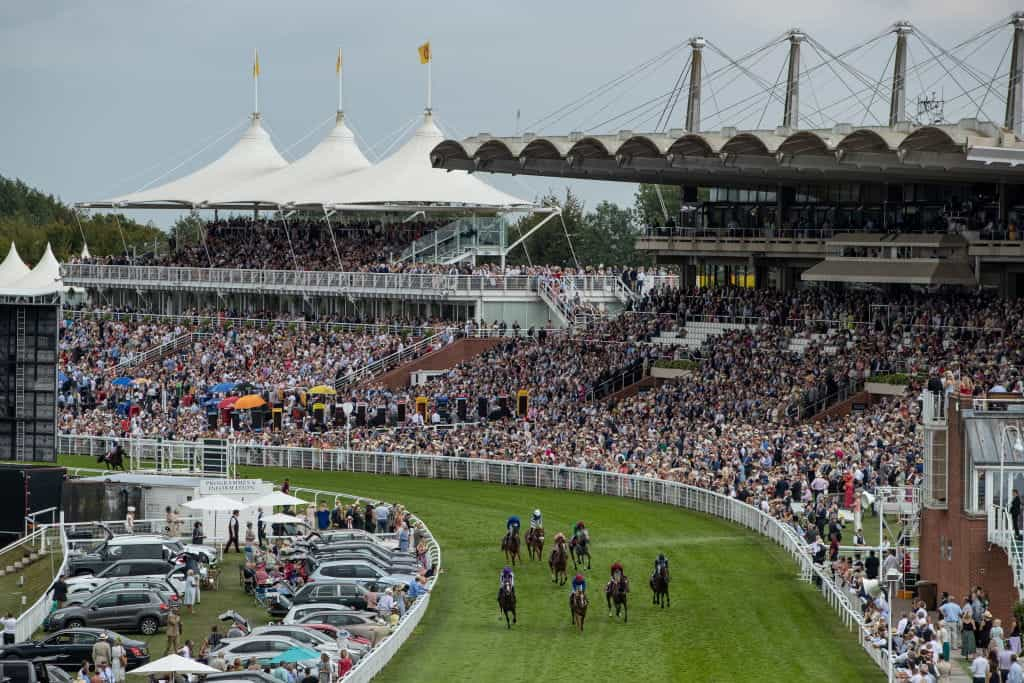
[989,505,1024,592]
[397,217,506,264]
[14,308,26,460]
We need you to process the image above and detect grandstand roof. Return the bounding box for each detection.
[430,120,1024,187]
[801,258,976,286]
[206,111,371,209]
[295,111,531,210]
[90,114,289,209]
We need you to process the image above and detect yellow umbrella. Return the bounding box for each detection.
[234,394,267,409]
[308,385,337,396]
[133,378,152,384]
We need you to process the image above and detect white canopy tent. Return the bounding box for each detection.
[207,111,371,208]
[0,243,63,296]
[91,113,289,209]
[294,111,530,209]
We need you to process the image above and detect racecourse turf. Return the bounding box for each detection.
[58,456,881,681]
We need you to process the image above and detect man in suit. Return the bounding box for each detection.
[226,509,240,553]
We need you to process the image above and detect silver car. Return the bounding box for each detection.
[212,636,328,666]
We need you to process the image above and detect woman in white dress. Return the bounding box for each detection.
[183,569,197,614]
[110,638,126,683]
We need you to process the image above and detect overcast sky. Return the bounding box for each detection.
[0,0,1019,228]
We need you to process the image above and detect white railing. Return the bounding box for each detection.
[989,505,1024,591]
[62,264,677,301]
[334,331,451,390]
[58,434,882,676]
[114,332,210,372]
[14,524,67,642]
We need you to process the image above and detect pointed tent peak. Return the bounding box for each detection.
[0,243,30,288]
[0,242,62,296]
[36,243,60,272]
[81,242,91,259]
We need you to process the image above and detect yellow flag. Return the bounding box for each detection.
[253,49,260,78]
[336,48,342,74]
[418,41,431,65]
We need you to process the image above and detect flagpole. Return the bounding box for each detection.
[253,49,260,115]
[427,58,432,112]
[337,48,344,113]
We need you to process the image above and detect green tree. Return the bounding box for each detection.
[576,201,651,267]
[0,175,166,262]
[506,190,586,267]
[633,184,681,227]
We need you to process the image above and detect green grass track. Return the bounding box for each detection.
[60,456,880,681]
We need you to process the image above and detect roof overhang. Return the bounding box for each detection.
[801,258,976,285]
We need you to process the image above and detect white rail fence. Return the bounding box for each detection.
[12,524,67,642]
[58,435,884,677]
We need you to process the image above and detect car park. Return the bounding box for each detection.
[0,630,150,671]
[67,534,216,576]
[43,589,169,635]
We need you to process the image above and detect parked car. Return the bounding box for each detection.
[66,578,179,608]
[65,560,175,590]
[0,629,150,671]
[309,547,417,571]
[277,582,374,613]
[0,660,77,683]
[280,603,354,625]
[244,626,340,654]
[43,589,170,635]
[205,673,278,683]
[306,561,414,585]
[211,636,324,666]
[295,611,387,642]
[67,534,216,576]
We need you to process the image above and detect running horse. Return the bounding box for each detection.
[497,581,516,629]
[606,574,629,622]
[570,533,591,570]
[502,530,522,566]
[549,535,568,585]
[651,564,670,608]
[525,526,545,561]
[570,591,588,633]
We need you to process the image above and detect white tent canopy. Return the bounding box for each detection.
[295,111,529,209]
[207,111,370,208]
[129,654,219,676]
[0,243,62,296]
[0,244,30,288]
[98,113,288,209]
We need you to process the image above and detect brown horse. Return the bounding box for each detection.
[570,534,591,570]
[502,531,521,566]
[570,590,588,633]
[497,581,516,629]
[606,575,628,622]
[526,527,545,561]
[651,563,670,608]
[549,536,568,585]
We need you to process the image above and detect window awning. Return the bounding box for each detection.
[801,258,976,285]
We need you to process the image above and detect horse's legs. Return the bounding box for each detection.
[607,592,613,617]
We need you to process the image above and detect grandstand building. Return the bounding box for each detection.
[430,17,1024,295]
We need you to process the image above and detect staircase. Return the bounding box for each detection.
[398,217,506,264]
[334,331,450,390]
[114,332,210,373]
[652,320,757,351]
[989,505,1024,592]
[14,308,26,460]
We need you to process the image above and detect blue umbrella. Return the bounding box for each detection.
[209,382,238,393]
[267,647,320,664]
[201,397,221,407]
[112,377,134,387]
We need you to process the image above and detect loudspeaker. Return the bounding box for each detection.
[206,412,217,430]
[477,397,488,419]
[516,390,529,417]
[498,395,509,418]
[272,408,283,431]
[230,412,240,430]
[397,401,406,423]
[313,403,325,425]
[252,410,264,430]
[456,397,467,421]
[373,407,386,426]
[356,403,367,427]
[334,405,346,425]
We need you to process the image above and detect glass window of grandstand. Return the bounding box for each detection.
[696,263,754,289]
[967,467,1024,515]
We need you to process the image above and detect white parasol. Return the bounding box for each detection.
[128,654,220,676]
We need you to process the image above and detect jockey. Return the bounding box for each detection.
[530,509,543,529]
[553,531,566,545]
[652,553,669,579]
[498,566,515,600]
[569,572,587,608]
[610,561,625,581]
[506,515,521,536]
[572,521,587,546]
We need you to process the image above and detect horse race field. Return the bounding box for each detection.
[60,457,880,681]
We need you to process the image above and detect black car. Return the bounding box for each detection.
[275,581,371,615]
[0,629,150,671]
